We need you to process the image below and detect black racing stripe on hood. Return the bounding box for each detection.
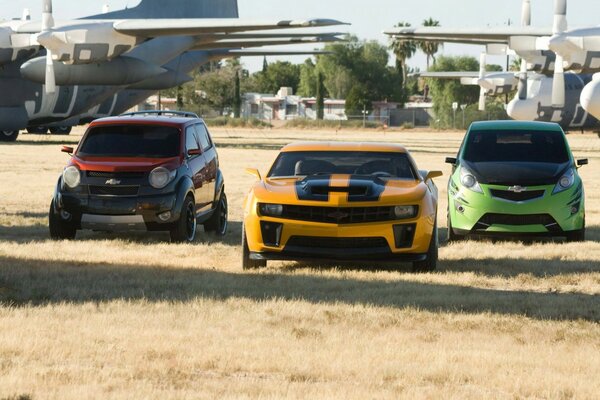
[347,175,386,202]
[296,175,332,202]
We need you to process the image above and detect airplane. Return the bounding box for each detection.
[383,0,600,130]
[0,0,347,141]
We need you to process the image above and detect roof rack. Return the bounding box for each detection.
[121,110,199,119]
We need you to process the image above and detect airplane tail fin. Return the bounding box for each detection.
[84,0,239,19]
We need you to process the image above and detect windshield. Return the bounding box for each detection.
[268,151,417,179]
[78,125,181,158]
[462,130,569,163]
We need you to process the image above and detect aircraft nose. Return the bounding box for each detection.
[506,98,538,121]
[580,74,600,120]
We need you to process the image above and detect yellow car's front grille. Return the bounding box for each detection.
[281,205,396,224]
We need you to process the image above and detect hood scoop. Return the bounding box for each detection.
[296,175,385,202]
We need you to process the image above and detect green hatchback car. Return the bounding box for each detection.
[446,121,588,241]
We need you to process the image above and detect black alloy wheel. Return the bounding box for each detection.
[170,196,197,243]
[205,192,228,236]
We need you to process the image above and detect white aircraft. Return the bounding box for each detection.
[384,0,600,129]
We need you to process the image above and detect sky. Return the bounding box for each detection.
[2,0,600,72]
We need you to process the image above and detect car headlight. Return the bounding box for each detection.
[553,168,575,195]
[459,166,483,193]
[259,203,284,217]
[62,165,81,189]
[394,205,418,219]
[149,167,177,189]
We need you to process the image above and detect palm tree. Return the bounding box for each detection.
[419,18,442,70]
[389,22,417,88]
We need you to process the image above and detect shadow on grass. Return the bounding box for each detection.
[0,220,243,246]
[0,255,599,322]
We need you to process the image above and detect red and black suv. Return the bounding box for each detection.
[49,111,228,242]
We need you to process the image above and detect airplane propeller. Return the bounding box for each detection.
[478,52,487,111]
[517,0,531,101]
[40,0,56,94]
[551,0,567,108]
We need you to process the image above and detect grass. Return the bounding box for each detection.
[0,128,599,399]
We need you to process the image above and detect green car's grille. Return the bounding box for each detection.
[490,189,545,202]
[475,213,561,233]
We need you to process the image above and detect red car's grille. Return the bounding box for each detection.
[86,171,146,179]
[89,185,139,196]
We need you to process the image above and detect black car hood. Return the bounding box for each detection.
[462,161,571,186]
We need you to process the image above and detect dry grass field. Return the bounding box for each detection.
[0,127,599,399]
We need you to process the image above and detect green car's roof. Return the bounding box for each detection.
[469,120,563,132]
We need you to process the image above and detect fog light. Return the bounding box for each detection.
[260,221,283,247]
[158,211,172,221]
[571,204,579,215]
[60,210,71,220]
[393,224,416,248]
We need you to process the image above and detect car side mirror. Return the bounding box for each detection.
[245,168,261,180]
[576,159,588,167]
[425,171,443,181]
[61,146,74,154]
[445,157,457,165]
[187,148,201,157]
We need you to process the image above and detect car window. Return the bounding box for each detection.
[268,151,417,179]
[462,129,570,163]
[185,126,200,153]
[77,125,180,158]
[194,123,212,151]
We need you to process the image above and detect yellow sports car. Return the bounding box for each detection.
[242,142,443,271]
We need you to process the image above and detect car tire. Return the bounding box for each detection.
[170,196,197,243]
[447,209,464,242]
[48,200,76,240]
[204,192,228,236]
[242,224,266,270]
[566,219,586,242]
[412,221,438,273]
[49,126,72,135]
[0,130,19,142]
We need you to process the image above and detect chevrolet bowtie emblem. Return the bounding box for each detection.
[105,179,121,185]
[508,185,526,193]
[328,211,349,221]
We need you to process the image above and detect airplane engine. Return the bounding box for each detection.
[580,73,600,120]
[36,22,140,64]
[477,72,518,96]
[21,56,165,86]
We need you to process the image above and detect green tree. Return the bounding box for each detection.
[297,58,318,97]
[344,84,372,117]
[428,55,485,128]
[233,70,241,118]
[253,61,301,94]
[316,71,325,120]
[419,18,442,70]
[389,22,417,87]
[316,36,403,112]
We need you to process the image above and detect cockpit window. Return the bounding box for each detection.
[462,130,569,163]
[268,151,417,179]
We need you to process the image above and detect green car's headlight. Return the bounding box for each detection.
[553,168,575,195]
[459,166,483,193]
[259,203,284,217]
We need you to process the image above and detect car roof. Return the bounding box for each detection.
[281,142,409,153]
[90,115,199,128]
[469,120,563,132]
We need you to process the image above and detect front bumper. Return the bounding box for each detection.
[244,207,435,262]
[448,179,585,236]
[55,189,178,231]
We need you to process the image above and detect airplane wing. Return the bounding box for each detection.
[193,37,343,51]
[384,27,552,45]
[15,19,349,35]
[114,18,349,37]
[412,72,480,79]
